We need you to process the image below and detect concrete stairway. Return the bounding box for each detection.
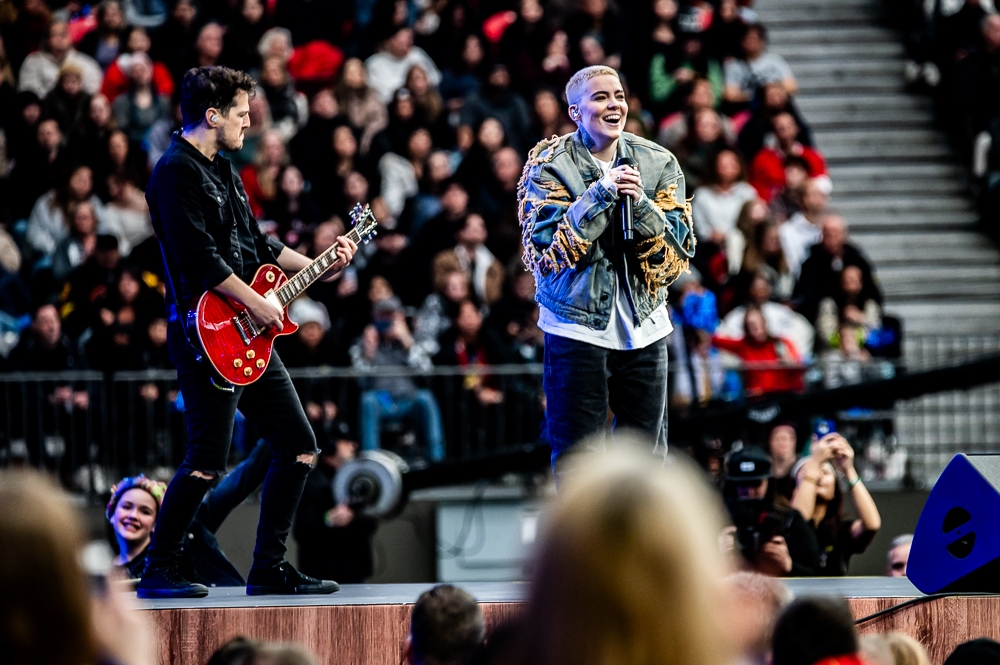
[756,0,1000,338]
[756,0,1000,482]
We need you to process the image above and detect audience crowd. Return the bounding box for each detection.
[0,0,898,451]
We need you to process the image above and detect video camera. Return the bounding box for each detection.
[728,499,795,561]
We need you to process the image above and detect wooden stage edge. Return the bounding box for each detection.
[142,579,998,665]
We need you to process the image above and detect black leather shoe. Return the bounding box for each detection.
[246,561,339,595]
[137,565,209,599]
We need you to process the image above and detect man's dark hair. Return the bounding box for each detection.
[180,66,256,127]
[410,584,485,665]
[772,597,858,665]
[745,23,768,42]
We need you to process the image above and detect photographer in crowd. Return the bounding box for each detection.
[724,447,821,577]
[790,433,881,576]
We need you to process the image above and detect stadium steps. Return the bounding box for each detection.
[759,0,1000,482]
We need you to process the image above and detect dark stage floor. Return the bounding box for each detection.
[139,576,922,610]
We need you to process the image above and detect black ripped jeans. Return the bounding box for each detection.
[145,327,319,574]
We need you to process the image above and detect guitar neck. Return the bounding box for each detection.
[275,227,361,307]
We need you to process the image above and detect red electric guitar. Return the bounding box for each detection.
[192,203,378,386]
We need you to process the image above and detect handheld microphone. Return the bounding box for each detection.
[616,156,636,243]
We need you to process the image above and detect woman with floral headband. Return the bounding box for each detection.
[106,475,167,580]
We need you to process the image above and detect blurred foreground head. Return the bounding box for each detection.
[520,438,733,665]
[0,470,95,665]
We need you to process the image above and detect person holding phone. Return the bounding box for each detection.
[790,432,882,575]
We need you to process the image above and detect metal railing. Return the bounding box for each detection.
[1,334,997,493]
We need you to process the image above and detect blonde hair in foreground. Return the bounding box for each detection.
[520,440,732,665]
[0,469,96,665]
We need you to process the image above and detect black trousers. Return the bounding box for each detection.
[542,333,669,470]
[145,328,318,573]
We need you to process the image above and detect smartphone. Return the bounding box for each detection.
[813,418,837,439]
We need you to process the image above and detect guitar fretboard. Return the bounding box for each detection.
[275,227,362,306]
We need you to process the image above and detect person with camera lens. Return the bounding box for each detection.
[723,447,821,577]
[790,433,881,576]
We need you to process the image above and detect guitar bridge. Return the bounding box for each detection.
[232,314,259,345]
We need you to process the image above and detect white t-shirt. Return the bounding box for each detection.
[538,154,673,350]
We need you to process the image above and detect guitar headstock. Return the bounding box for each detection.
[349,203,378,245]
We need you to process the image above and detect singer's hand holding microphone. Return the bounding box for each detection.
[600,164,643,203]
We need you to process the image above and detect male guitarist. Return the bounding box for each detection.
[139,66,357,599]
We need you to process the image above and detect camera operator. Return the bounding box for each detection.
[293,420,377,584]
[724,447,821,577]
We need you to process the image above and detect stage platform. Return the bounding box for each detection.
[142,578,1000,665]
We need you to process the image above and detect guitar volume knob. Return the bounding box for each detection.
[244,367,253,377]
[233,359,243,368]
[256,359,265,369]
[246,350,255,359]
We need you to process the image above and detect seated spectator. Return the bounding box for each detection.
[713,306,805,397]
[70,94,115,171]
[414,268,471,357]
[440,33,488,103]
[261,165,323,251]
[368,87,427,174]
[350,296,444,462]
[531,88,568,143]
[779,178,829,278]
[240,129,289,219]
[26,163,108,259]
[379,127,431,220]
[737,221,796,305]
[790,433,881,575]
[795,215,881,323]
[738,82,813,162]
[0,469,152,665]
[677,107,734,190]
[749,112,827,203]
[277,297,341,367]
[724,447,821,577]
[886,534,912,577]
[111,53,171,144]
[455,116,508,192]
[335,58,389,156]
[765,422,800,499]
[773,597,862,665]
[149,0,199,81]
[43,64,91,135]
[476,146,524,263]
[288,87,340,195]
[365,26,442,105]
[8,303,87,375]
[667,281,727,409]
[98,129,150,192]
[648,29,725,120]
[220,0,268,74]
[189,22,224,72]
[293,420,377,584]
[406,64,445,129]
[434,299,514,406]
[723,24,797,109]
[657,77,732,153]
[717,272,814,361]
[488,270,545,363]
[767,155,809,223]
[816,265,883,351]
[432,213,504,307]
[406,585,485,665]
[106,474,166,579]
[51,202,101,284]
[9,117,71,222]
[692,148,758,275]
[517,441,730,665]
[100,26,175,102]
[363,227,418,305]
[18,20,103,98]
[77,0,127,71]
[86,263,164,371]
[259,55,305,139]
[414,179,471,262]
[461,62,532,154]
[58,234,122,339]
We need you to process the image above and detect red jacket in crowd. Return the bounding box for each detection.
[748,145,827,201]
[711,335,805,396]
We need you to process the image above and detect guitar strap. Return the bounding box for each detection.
[158,239,236,392]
